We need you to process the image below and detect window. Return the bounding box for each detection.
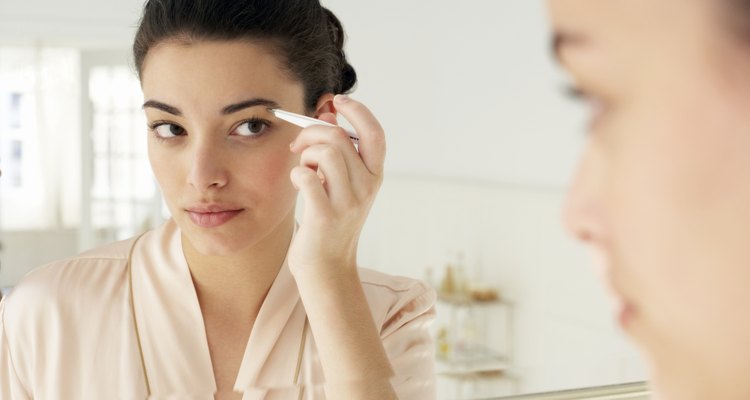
[0,46,164,248]
[86,65,163,245]
[0,46,79,230]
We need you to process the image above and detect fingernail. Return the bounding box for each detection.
[334,94,350,104]
[289,140,296,150]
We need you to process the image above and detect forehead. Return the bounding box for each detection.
[140,40,304,107]
[547,0,725,82]
[548,0,712,53]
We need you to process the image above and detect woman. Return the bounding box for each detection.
[555,0,750,399]
[0,1,435,399]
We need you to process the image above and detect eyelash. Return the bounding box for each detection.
[563,84,606,132]
[234,118,273,138]
[148,118,273,142]
[148,120,179,143]
[564,84,589,101]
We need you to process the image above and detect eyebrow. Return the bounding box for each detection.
[142,98,281,116]
[142,100,182,116]
[222,98,280,114]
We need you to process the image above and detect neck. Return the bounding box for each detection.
[182,212,296,319]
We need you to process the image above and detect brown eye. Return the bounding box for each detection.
[153,123,186,138]
[234,119,269,137]
[565,85,608,133]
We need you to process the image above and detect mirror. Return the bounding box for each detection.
[0,0,648,398]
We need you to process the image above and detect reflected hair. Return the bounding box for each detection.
[133,0,357,111]
[723,0,750,41]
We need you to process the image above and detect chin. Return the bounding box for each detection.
[642,343,718,400]
[188,233,248,256]
[177,219,252,257]
[649,374,708,400]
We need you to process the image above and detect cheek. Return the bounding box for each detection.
[148,144,183,206]
[238,144,299,200]
[606,84,750,345]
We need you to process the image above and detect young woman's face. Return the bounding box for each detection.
[553,0,750,398]
[141,40,307,256]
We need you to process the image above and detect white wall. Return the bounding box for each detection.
[0,0,647,397]
[324,0,587,187]
[0,230,77,286]
[0,0,141,48]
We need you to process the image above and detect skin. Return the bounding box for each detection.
[141,40,395,399]
[551,1,750,399]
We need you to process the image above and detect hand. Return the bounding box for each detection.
[286,95,386,282]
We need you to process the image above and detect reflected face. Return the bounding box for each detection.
[141,40,306,256]
[553,0,750,399]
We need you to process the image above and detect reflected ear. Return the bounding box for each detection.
[313,93,336,118]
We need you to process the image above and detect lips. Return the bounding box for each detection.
[185,204,244,228]
[589,247,637,328]
[617,300,636,329]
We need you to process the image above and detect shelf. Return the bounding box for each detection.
[437,345,511,379]
[437,292,509,306]
[440,369,508,381]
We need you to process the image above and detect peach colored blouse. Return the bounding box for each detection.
[1,220,436,399]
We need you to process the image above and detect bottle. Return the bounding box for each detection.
[440,264,455,295]
[436,326,452,359]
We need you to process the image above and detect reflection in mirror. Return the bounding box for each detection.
[0,1,649,400]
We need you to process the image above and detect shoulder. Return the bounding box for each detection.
[359,268,436,307]
[358,268,437,337]
[2,237,137,326]
[75,236,136,261]
[13,236,135,295]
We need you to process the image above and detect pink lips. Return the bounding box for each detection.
[589,248,636,329]
[618,302,636,329]
[186,205,244,228]
[610,292,636,329]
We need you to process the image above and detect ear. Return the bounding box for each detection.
[313,93,337,118]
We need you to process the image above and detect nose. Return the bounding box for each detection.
[187,138,229,192]
[563,147,602,244]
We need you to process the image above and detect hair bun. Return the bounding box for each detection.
[323,7,357,93]
[340,61,357,93]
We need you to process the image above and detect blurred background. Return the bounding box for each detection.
[0,0,647,398]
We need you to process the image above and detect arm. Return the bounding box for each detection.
[294,271,399,399]
[287,95,399,399]
[296,277,438,400]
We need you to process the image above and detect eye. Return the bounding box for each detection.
[151,123,186,138]
[234,118,270,137]
[565,85,588,101]
[565,85,607,132]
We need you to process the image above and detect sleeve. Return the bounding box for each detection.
[379,282,437,400]
[1,297,32,399]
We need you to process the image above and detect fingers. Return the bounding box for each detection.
[290,166,330,215]
[290,124,367,182]
[288,96,385,219]
[298,144,356,207]
[332,95,386,175]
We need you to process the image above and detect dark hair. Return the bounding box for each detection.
[133,0,357,111]
[723,0,750,41]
